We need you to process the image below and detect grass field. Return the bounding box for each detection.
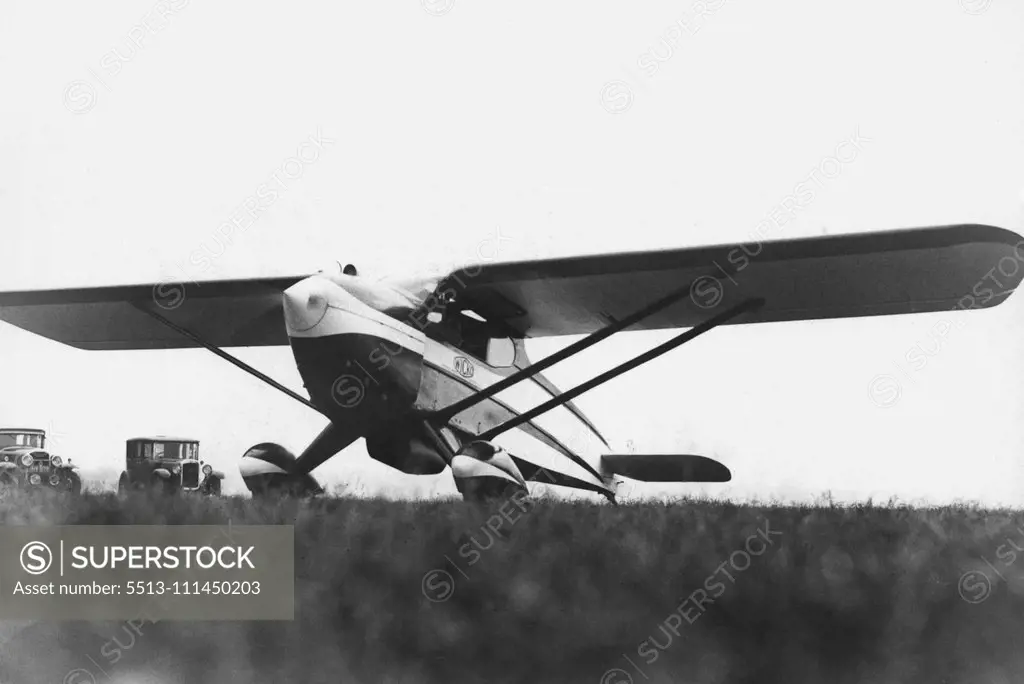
[1,489,1022,684]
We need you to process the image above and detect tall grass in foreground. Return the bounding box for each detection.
[1,490,1023,684]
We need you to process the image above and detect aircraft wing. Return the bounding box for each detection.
[0,276,309,350]
[440,224,1024,337]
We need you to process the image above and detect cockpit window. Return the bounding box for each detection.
[392,277,517,367]
[436,310,516,367]
[453,313,491,360]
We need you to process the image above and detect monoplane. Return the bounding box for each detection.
[1,224,1019,501]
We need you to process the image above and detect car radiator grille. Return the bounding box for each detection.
[182,462,200,488]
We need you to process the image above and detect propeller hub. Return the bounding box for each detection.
[282,277,331,333]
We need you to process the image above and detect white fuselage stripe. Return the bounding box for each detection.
[423,359,598,473]
[423,342,606,483]
[493,420,603,486]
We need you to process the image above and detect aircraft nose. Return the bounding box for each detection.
[282,277,331,333]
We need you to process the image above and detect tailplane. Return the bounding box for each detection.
[601,454,731,482]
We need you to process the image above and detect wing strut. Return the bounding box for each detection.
[428,281,698,424]
[477,297,765,441]
[133,304,327,418]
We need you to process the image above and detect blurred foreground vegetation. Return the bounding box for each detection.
[1,490,1023,683]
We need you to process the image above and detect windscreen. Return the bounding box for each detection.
[153,442,197,460]
[0,433,43,448]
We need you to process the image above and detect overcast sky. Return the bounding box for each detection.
[2,0,1023,504]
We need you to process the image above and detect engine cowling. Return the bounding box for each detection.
[239,443,324,497]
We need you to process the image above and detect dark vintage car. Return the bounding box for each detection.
[0,428,82,494]
[117,436,223,495]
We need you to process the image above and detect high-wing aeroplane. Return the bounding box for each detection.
[0,223,1021,502]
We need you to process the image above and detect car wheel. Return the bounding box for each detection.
[151,474,175,496]
[0,472,16,500]
[68,472,82,496]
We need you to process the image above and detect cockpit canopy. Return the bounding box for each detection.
[386,278,520,368]
[312,268,521,368]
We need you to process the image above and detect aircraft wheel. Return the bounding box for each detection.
[240,443,324,498]
[451,441,529,505]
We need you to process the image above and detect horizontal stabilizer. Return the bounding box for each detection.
[602,453,731,483]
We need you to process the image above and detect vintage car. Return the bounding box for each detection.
[0,428,82,494]
[117,436,223,495]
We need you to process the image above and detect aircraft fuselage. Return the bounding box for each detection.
[282,271,615,494]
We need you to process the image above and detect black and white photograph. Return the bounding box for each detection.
[1,1,1023,682]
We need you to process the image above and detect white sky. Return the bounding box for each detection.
[1,0,1023,504]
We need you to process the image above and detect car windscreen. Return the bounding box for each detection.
[0,434,43,448]
[153,442,195,460]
